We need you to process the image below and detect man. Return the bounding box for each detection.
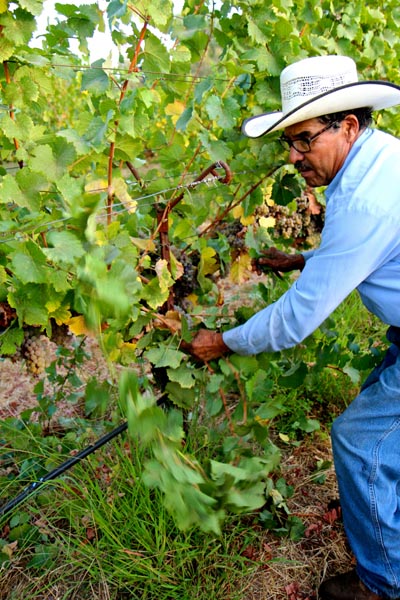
[187,55,400,600]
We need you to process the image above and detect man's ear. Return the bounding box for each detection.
[343,114,361,142]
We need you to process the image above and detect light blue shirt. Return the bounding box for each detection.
[223,128,400,355]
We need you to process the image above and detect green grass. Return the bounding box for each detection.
[1,439,261,600]
[0,284,390,599]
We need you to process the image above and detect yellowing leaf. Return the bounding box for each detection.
[94,230,107,246]
[155,259,174,293]
[233,204,254,225]
[263,183,274,205]
[165,100,185,116]
[259,216,276,229]
[186,293,198,306]
[130,237,156,252]
[85,178,108,194]
[0,265,7,284]
[121,341,137,351]
[200,246,218,276]
[119,341,138,364]
[67,315,91,336]
[112,177,137,214]
[170,251,184,281]
[240,214,254,226]
[255,415,270,427]
[1,541,18,559]
[232,205,243,219]
[45,299,62,313]
[154,310,182,334]
[0,1,8,13]
[50,307,72,326]
[229,253,253,284]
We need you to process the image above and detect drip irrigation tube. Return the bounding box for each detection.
[0,421,128,518]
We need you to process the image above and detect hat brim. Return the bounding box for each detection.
[242,81,400,138]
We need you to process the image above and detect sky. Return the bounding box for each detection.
[34,0,184,62]
[34,0,116,62]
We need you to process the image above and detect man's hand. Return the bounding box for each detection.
[253,247,305,274]
[183,329,230,362]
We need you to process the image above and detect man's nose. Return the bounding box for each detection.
[289,146,305,163]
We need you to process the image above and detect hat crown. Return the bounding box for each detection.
[280,55,358,114]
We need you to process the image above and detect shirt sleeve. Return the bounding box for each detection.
[222,206,398,355]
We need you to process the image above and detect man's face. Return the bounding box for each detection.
[283,117,354,187]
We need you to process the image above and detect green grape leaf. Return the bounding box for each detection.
[10,242,48,284]
[194,77,213,104]
[245,369,274,402]
[141,34,171,74]
[254,397,285,420]
[343,364,361,384]
[198,133,233,162]
[166,365,196,388]
[142,0,172,28]
[205,95,239,130]
[225,483,267,512]
[107,0,127,21]
[29,144,58,182]
[242,48,281,74]
[0,37,14,61]
[8,284,50,326]
[272,173,303,206]
[247,19,268,44]
[48,269,72,293]
[43,231,86,265]
[0,174,28,208]
[145,346,185,369]
[56,173,84,207]
[141,259,174,309]
[0,113,45,144]
[15,168,49,211]
[176,106,193,131]
[0,10,36,48]
[83,112,113,149]
[165,381,196,409]
[81,60,110,95]
[0,327,24,355]
[18,0,43,15]
[57,129,91,156]
[278,361,308,388]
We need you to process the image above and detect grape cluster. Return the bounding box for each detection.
[20,329,54,375]
[212,220,247,251]
[50,322,71,347]
[259,196,324,245]
[171,247,200,304]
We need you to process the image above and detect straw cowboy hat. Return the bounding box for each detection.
[242,55,400,138]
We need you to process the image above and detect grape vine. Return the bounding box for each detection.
[0,0,398,533]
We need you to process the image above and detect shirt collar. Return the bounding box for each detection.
[326,128,373,200]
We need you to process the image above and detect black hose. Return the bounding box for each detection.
[0,421,128,518]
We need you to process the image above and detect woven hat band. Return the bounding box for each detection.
[280,55,358,114]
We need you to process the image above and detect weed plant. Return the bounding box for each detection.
[1,438,261,600]
[0,283,389,599]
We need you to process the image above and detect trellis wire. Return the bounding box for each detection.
[0,172,229,245]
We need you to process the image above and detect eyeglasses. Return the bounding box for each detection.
[279,122,337,153]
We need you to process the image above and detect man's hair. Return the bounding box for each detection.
[318,107,373,130]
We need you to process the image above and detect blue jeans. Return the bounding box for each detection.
[331,326,400,599]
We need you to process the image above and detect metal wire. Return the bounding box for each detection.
[0,172,231,244]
